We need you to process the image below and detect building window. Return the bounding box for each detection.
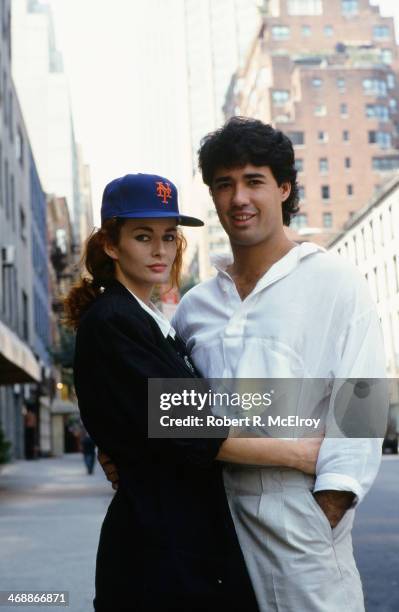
[295,159,304,172]
[298,185,306,200]
[20,206,26,242]
[291,213,308,229]
[337,78,346,93]
[10,174,15,232]
[321,185,330,200]
[343,130,350,142]
[345,157,352,169]
[389,98,397,112]
[272,26,290,40]
[15,127,24,167]
[363,78,387,97]
[4,158,9,219]
[365,104,389,121]
[319,158,329,173]
[370,220,376,253]
[347,184,354,196]
[323,212,333,228]
[340,103,348,117]
[387,74,396,89]
[301,25,311,37]
[318,131,328,143]
[342,0,358,15]
[379,213,384,246]
[314,105,327,116]
[381,49,393,65]
[312,77,323,88]
[272,90,290,105]
[287,0,323,15]
[373,25,390,40]
[288,131,305,145]
[372,156,399,171]
[324,25,333,37]
[368,131,392,148]
[22,291,28,341]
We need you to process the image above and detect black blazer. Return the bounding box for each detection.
[73,281,258,612]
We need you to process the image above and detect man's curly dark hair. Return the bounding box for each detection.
[198,116,299,226]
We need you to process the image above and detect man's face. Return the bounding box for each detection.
[210,164,291,247]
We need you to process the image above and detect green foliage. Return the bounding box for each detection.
[0,423,11,465]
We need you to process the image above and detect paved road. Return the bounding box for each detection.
[353,454,399,612]
[0,453,397,611]
[0,453,112,612]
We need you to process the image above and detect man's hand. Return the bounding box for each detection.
[313,490,355,528]
[97,450,119,491]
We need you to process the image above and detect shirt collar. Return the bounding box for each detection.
[212,241,325,294]
[126,288,176,339]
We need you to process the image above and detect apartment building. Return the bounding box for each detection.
[225,0,399,244]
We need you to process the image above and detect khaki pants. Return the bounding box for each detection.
[223,466,364,612]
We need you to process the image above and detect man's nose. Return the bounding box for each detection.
[230,184,249,207]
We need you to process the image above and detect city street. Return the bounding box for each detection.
[0,454,112,612]
[0,454,398,612]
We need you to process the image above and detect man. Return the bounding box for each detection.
[102,117,386,611]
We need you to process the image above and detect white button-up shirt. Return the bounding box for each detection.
[172,242,387,501]
[126,289,176,339]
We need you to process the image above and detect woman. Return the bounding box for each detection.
[66,173,320,612]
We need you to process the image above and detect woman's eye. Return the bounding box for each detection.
[163,234,176,242]
[135,234,151,241]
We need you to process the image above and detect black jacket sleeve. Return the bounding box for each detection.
[74,308,226,469]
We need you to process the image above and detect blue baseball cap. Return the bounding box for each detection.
[101,173,204,227]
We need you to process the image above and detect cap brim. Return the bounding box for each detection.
[178,215,204,227]
[102,211,204,227]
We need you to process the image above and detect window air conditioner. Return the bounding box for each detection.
[1,245,16,266]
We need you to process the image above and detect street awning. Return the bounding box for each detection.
[0,319,41,384]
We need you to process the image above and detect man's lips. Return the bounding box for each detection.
[147,264,168,272]
[230,212,257,226]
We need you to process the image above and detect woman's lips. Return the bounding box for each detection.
[148,264,168,273]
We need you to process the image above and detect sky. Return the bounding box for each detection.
[47,0,399,224]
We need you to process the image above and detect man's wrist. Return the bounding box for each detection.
[313,490,355,528]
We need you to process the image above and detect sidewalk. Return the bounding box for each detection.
[0,454,113,612]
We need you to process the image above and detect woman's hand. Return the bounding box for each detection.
[97,450,119,490]
[289,438,323,475]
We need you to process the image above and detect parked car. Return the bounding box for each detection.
[383,412,398,454]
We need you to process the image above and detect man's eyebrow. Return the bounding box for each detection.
[213,176,232,184]
[243,173,267,179]
[213,172,267,183]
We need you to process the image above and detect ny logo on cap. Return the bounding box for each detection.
[156,181,172,204]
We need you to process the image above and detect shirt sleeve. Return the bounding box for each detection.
[171,300,188,344]
[314,307,389,503]
[74,311,226,469]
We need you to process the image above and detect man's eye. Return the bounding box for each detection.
[135,234,151,241]
[217,183,230,190]
[249,179,262,185]
[163,234,176,242]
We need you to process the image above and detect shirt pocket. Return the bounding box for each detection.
[234,337,307,378]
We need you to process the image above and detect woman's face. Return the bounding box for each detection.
[104,218,178,296]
